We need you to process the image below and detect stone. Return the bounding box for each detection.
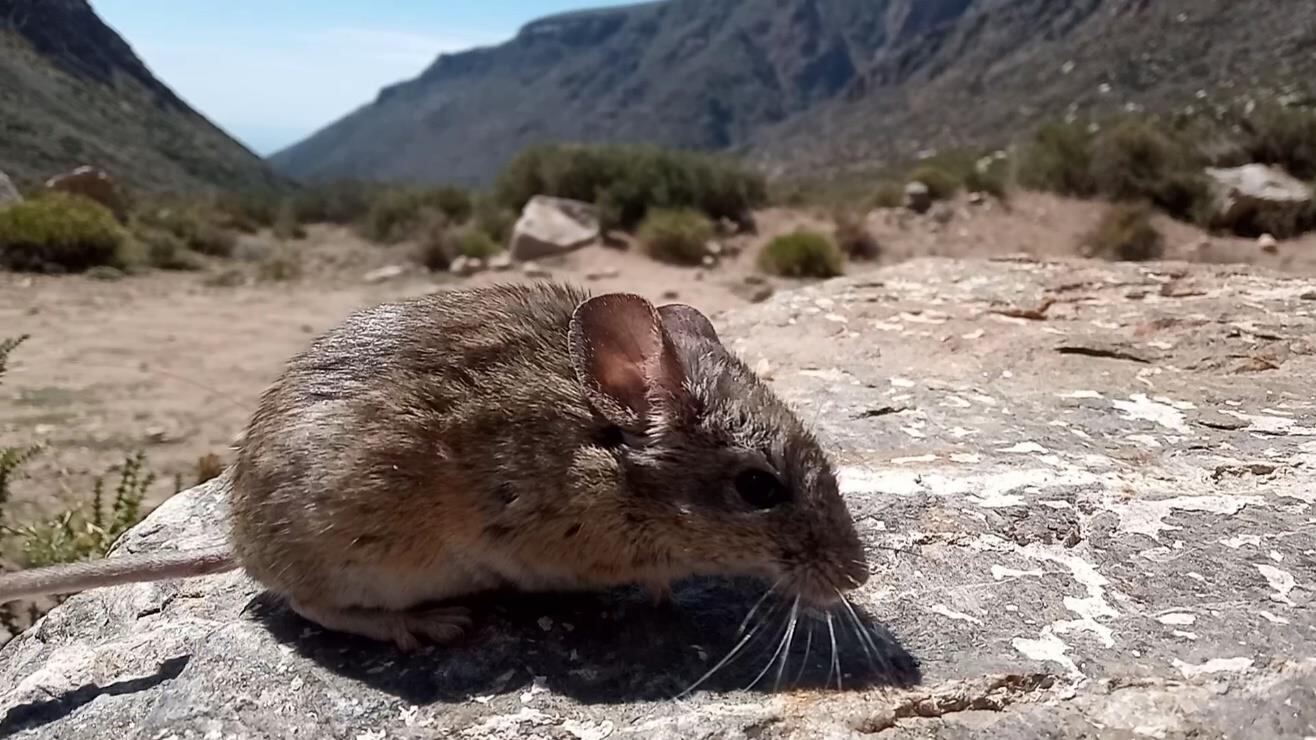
[968,191,986,205]
[0,169,21,207]
[2,258,1313,737]
[488,253,514,271]
[930,203,955,225]
[509,196,600,261]
[585,267,620,281]
[904,181,932,214]
[449,256,483,276]
[1204,164,1314,236]
[42,165,126,220]
[1258,233,1279,254]
[520,260,551,279]
[362,264,407,284]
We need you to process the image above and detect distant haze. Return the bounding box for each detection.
[90,1,638,155]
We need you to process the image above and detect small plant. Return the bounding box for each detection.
[833,212,881,260]
[365,188,472,243]
[0,336,41,525]
[10,452,153,568]
[1017,120,1099,197]
[1242,102,1316,180]
[257,247,303,282]
[138,206,237,258]
[0,193,130,273]
[195,453,225,485]
[139,230,203,271]
[472,196,516,243]
[906,165,961,201]
[1089,118,1210,222]
[637,208,714,266]
[272,200,307,241]
[1081,203,1165,262]
[872,181,906,209]
[758,230,845,278]
[456,228,501,259]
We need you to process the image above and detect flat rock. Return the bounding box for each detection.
[1205,163,1314,237]
[509,195,600,261]
[2,257,1315,738]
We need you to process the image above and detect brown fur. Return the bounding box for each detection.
[0,282,869,650]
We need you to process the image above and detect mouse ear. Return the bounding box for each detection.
[569,293,688,429]
[658,304,722,346]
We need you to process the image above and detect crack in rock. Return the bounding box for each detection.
[854,673,1060,733]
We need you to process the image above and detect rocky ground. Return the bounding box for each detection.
[0,254,1312,737]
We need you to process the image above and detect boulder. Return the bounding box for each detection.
[509,196,600,261]
[904,181,932,214]
[0,170,21,207]
[1,257,1314,737]
[1204,163,1314,237]
[42,165,126,220]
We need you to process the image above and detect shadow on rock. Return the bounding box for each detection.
[246,577,921,706]
[0,656,189,736]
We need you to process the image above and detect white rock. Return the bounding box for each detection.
[363,265,407,284]
[509,196,600,261]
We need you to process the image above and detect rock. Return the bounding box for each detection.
[449,256,483,276]
[488,253,514,271]
[585,267,620,281]
[1258,233,1279,254]
[84,265,125,281]
[930,203,955,225]
[0,169,20,207]
[660,289,679,300]
[732,281,775,303]
[521,260,551,279]
[701,255,718,268]
[968,191,986,205]
[903,181,932,214]
[362,264,407,284]
[706,241,724,257]
[42,165,126,220]
[509,196,600,261]
[3,258,1314,737]
[1204,164,1314,237]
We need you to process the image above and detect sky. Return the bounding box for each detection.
[91,1,637,156]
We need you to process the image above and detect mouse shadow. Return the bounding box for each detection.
[246,577,921,706]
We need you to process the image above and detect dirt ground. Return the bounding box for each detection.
[1,192,1313,525]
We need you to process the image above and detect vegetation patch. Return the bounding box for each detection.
[637,208,714,266]
[0,193,130,273]
[1081,203,1165,262]
[758,230,845,278]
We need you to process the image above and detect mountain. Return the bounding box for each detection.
[0,0,284,194]
[270,0,1316,187]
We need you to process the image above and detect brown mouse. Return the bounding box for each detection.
[0,283,869,651]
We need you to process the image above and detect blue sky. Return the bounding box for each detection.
[91,1,636,156]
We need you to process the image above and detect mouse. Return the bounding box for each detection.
[0,282,870,651]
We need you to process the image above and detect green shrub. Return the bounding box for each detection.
[472,196,516,243]
[495,144,767,230]
[214,192,277,232]
[292,180,382,225]
[0,336,40,525]
[1089,118,1210,222]
[1017,120,1099,197]
[415,227,454,272]
[137,206,237,258]
[364,187,472,243]
[907,165,961,201]
[637,208,714,266]
[1242,103,1316,180]
[139,229,204,271]
[257,248,303,282]
[965,157,1011,200]
[758,230,845,278]
[872,181,906,209]
[0,193,130,273]
[833,212,881,260]
[1081,203,1165,262]
[456,228,501,259]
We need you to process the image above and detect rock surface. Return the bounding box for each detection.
[0,170,20,207]
[1205,163,1314,236]
[1,257,1314,738]
[509,196,600,261]
[41,165,126,220]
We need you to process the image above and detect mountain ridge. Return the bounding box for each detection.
[0,0,284,194]
[269,0,1316,187]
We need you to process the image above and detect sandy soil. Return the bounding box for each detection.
[1,193,1312,525]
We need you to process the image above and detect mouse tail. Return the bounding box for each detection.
[0,545,238,604]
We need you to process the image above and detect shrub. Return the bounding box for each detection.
[906,165,961,201]
[637,208,714,266]
[257,248,302,282]
[1242,103,1316,180]
[1089,118,1210,222]
[833,212,881,260]
[965,156,1011,200]
[364,187,472,243]
[0,193,129,273]
[758,230,845,278]
[456,228,501,259]
[139,229,204,271]
[293,180,381,225]
[0,336,40,524]
[872,181,906,209]
[272,200,306,241]
[495,144,767,230]
[1017,120,1099,197]
[137,206,237,258]
[472,196,516,243]
[214,192,277,232]
[1081,203,1165,262]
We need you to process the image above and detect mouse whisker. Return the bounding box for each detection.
[675,596,786,700]
[792,617,815,686]
[837,589,883,678]
[736,578,783,637]
[826,612,842,691]
[745,599,795,692]
[771,595,801,692]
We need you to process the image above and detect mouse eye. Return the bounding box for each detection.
[734,469,790,510]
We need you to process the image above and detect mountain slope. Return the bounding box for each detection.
[271,0,1316,187]
[0,0,284,194]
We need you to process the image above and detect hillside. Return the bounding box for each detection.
[0,0,284,194]
[271,0,1316,187]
